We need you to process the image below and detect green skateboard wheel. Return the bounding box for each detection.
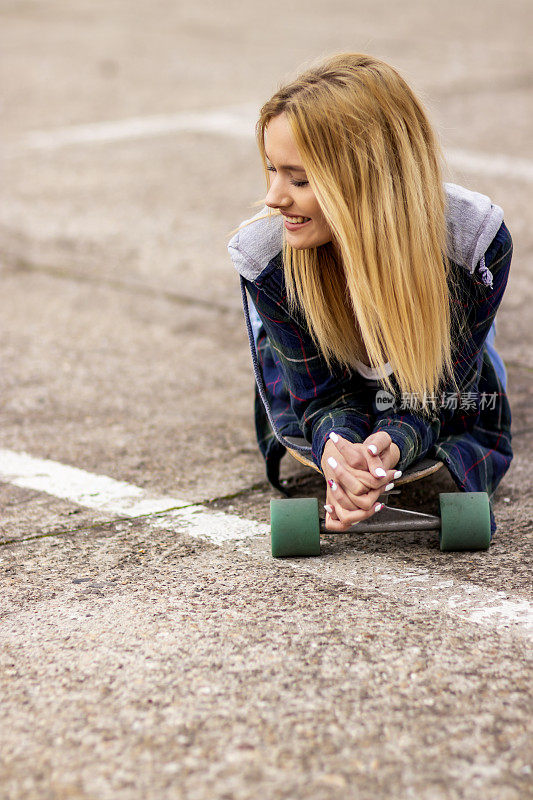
[270,498,321,558]
[439,492,491,551]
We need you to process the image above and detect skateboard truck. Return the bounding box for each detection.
[337,503,441,534]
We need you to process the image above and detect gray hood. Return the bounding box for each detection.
[228,182,504,281]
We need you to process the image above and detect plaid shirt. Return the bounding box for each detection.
[245,221,513,535]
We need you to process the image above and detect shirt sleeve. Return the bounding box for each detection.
[244,276,373,469]
[372,222,513,471]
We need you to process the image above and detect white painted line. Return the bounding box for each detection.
[0,448,191,517]
[0,448,268,545]
[1,448,531,637]
[20,106,257,150]
[11,106,533,183]
[446,147,533,183]
[150,505,269,544]
[268,557,533,639]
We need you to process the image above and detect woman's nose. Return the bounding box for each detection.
[265,178,290,210]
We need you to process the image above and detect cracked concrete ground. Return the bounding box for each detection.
[0,1,532,798]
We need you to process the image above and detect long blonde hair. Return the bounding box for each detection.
[257,53,453,408]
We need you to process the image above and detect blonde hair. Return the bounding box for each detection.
[257,53,454,408]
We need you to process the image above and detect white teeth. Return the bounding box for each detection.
[285,216,309,224]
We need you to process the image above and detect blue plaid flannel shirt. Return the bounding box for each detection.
[246,222,513,534]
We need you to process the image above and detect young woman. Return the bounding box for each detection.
[228,53,513,535]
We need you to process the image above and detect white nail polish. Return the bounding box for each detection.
[368,444,378,455]
[385,482,394,491]
[374,502,384,512]
[394,470,402,479]
[327,457,338,470]
[375,468,386,477]
[329,431,339,443]
[329,481,338,491]
[324,504,333,514]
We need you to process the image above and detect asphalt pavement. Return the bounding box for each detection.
[1,2,532,798]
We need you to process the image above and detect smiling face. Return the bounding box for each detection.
[263,114,332,249]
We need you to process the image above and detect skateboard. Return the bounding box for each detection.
[270,437,492,557]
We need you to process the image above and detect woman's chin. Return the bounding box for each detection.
[286,236,331,251]
[285,230,314,249]
[285,226,333,250]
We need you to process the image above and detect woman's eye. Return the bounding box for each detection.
[266,164,307,187]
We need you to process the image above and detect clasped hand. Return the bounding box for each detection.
[320,432,401,531]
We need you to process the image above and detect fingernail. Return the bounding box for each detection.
[385,482,394,491]
[324,504,333,514]
[327,457,338,470]
[394,470,402,479]
[375,468,386,477]
[329,432,339,443]
[367,444,378,455]
[374,502,384,512]
[327,479,338,491]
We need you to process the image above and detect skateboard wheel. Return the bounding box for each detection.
[270,498,321,558]
[439,492,491,551]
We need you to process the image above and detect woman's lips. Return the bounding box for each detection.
[283,215,311,231]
